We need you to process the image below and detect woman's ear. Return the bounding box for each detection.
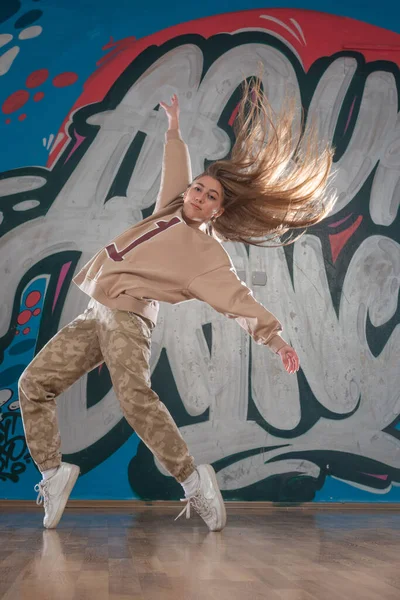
[183,183,192,199]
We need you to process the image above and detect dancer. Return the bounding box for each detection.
[18,80,335,531]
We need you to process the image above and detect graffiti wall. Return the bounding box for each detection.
[1,1,400,502]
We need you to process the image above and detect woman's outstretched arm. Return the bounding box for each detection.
[188,264,300,374]
[154,94,192,213]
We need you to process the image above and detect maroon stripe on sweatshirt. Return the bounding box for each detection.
[105,216,182,261]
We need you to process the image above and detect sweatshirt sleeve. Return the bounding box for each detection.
[187,264,288,353]
[154,129,193,213]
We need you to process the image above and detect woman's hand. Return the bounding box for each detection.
[277,344,300,374]
[160,94,180,129]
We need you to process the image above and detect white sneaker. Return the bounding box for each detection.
[175,464,227,532]
[34,462,80,529]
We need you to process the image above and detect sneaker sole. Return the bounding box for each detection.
[204,464,227,532]
[44,465,80,529]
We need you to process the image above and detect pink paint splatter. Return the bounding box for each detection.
[344,96,357,135]
[52,261,72,312]
[328,213,354,228]
[64,132,86,163]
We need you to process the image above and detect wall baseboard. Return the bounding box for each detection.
[1,500,400,511]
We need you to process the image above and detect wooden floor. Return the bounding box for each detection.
[1,507,400,600]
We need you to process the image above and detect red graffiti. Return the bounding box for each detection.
[26,69,49,89]
[47,10,400,169]
[26,291,41,308]
[2,90,30,115]
[17,310,31,325]
[33,92,45,102]
[53,72,78,88]
[329,216,364,263]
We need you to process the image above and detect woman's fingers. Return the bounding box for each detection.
[160,95,178,109]
[276,345,300,374]
[282,349,300,374]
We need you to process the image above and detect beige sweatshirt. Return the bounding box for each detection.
[73,130,287,353]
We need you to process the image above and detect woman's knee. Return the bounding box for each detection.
[18,363,48,400]
[18,365,35,396]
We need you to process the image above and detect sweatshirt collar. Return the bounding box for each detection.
[179,206,208,234]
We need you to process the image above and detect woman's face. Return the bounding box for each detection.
[182,176,224,225]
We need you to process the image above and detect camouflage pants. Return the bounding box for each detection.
[18,299,195,482]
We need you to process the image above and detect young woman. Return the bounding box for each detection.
[18,81,334,532]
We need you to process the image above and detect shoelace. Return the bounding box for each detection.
[175,492,212,522]
[175,499,191,521]
[34,481,48,509]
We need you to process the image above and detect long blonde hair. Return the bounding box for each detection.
[203,78,336,246]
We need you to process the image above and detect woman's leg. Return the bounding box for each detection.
[19,303,103,472]
[96,303,196,483]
